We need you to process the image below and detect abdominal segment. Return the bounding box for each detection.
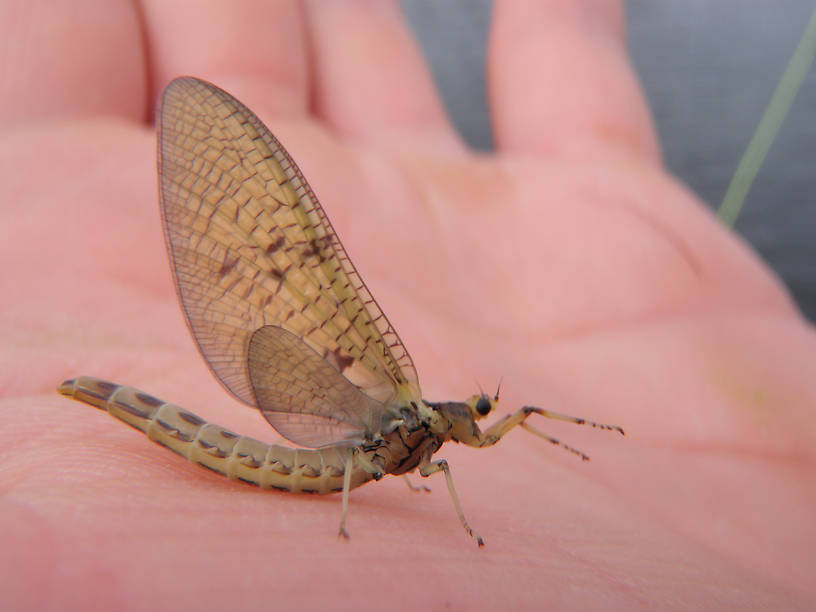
[58,376,374,494]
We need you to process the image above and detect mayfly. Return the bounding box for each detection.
[58,77,623,546]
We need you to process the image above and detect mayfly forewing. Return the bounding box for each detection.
[157,77,421,446]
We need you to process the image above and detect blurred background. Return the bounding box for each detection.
[401,0,816,322]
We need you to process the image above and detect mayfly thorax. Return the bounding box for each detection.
[58,77,623,546]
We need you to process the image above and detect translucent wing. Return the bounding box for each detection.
[248,325,384,447]
[157,77,421,446]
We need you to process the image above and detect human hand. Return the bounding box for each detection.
[2,1,813,608]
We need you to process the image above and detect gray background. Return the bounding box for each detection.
[401,0,816,321]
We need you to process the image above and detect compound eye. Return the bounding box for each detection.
[475,395,492,416]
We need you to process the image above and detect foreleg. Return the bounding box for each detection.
[475,407,624,460]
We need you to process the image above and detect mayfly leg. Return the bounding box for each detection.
[524,406,625,435]
[474,406,624,461]
[337,448,384,539]
[402,475,430,493]
[520,422,590,461]
[419,458,484,547]
[338,452,353,540]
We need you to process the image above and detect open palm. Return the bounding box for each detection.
[2,1,814,609]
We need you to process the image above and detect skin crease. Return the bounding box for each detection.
[1,0,815,608]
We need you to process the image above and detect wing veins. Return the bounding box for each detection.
[159,77,421,428]
[165,154,406,388]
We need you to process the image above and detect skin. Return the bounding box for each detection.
[1,0,814,608]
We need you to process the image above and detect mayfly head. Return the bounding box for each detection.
[465,393,498,421]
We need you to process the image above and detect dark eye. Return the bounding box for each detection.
[475,396,491,416]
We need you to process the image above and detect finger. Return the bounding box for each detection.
[304,0,464,153]
[488,0,659,162]
[0,0,146,125]
[142,0,309,118]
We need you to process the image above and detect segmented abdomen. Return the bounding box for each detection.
[57,376,369,494]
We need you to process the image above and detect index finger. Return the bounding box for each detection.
[142,0,309,119]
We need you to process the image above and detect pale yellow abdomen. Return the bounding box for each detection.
[58,376,374,494]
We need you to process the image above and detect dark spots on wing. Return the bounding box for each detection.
[219,430,238,439]
[300,238,327,262]
[297,236,333,261]
[332,349,354,373]
[268,267,286,281]
[135,392,163,408]
[218,253,239,278]
[265,236,285,254]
